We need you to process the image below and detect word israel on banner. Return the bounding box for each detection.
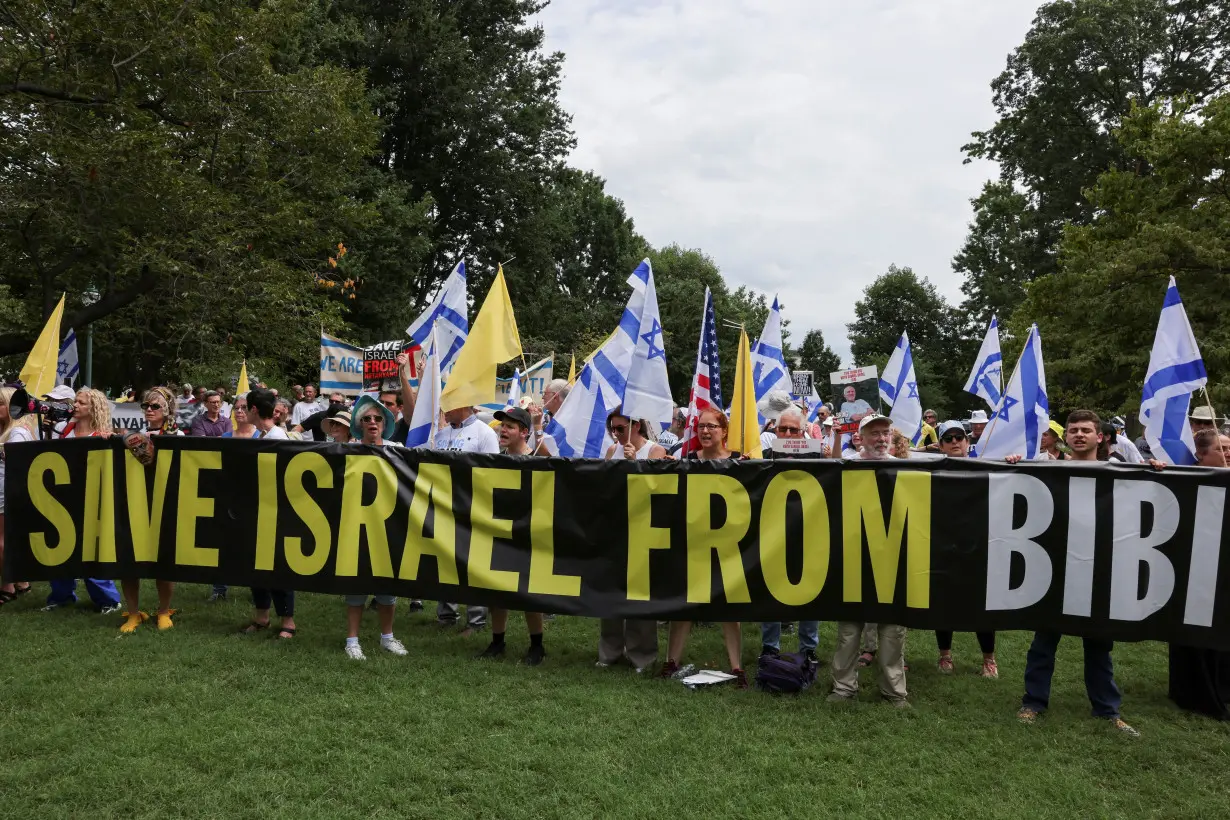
[320,331,364,396]
[484,356,553,410]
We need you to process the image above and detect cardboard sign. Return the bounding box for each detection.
[109,402,149,432]
[791,370,814,399]
[771,437,827,455]
[829,365,880,435]
[360,340,422,394]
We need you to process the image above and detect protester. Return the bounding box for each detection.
[757,390,793,451]
[0,386,37,606]
[532,378,570,455]
[657,405,683,451]
[759,407,820,664]
[189,390,230,437]
[660,408,746,687]
[598,409,667,674]
[1039,420,1066,460]
[1017,409,1156,736]
[931,420,997,677]
[322,411,353,443]
[290,384,324,428]
[1168,428,1230,718]
[378,390,409,444]
[273,398,293,431]
[43,390,122,613]
[890,428,912,459]
[118,387,182,632]
[1107,416,1144,462]
[223,394,262,439]
[967,409,989,455]
[236,388,298,639]
[434,403,499,634]
[477,407,548,665]
[351,395,399,446]
[293,392,347,441]
[1190,406,1218,435]
[829,414,909,707]
[919,409,939,447]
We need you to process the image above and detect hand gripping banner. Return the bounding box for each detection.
[3,438,1228,649]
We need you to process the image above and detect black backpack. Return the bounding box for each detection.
[755,652,818,694]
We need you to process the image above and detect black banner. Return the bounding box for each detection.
[4,438,1228,649]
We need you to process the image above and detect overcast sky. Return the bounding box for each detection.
[536,0,1041,364]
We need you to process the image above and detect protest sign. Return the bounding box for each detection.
[790,371,814,399]
[320,332,364,396]
[362,340,420,394]
[7,438,1229,649]
[830,366,880,434]
[109,402,148,433]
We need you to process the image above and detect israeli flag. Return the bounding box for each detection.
[751,296,793,403]
[57,327,80,387]
[405,261,468,371]
[1140,276,1207,465]
[976,324,1049,461]
[963,316,1003,409]
[545,261,647,457]
[405,324,442,448]
[622,261,673,429]
[879,331,923,445]
[505,367,523,409]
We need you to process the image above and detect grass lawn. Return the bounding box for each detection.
[2,583,1228,820]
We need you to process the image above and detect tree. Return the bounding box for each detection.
[1011,94,1230,417]
[847,265,964,417]
[0,0,382,388]
[957,0,1230,325]
[796,329,842,382]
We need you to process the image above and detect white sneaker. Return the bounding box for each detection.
[381,637,408,656]
[344,643,366,661]
[99,604,122,615]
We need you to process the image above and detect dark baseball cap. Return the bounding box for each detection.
[494,407,532,430]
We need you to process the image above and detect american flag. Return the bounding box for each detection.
[680,287,724,456]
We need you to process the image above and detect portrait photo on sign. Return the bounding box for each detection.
[829,366,880,433]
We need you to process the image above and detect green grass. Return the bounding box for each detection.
[2,583,1228,820]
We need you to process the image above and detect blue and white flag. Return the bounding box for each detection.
[963,315,1003,409]
[544,260,648,457]
[1140,276,1207,465]
[622,261,673,429]
[879,331,923,445]
[56,327,79,387]
[405,261,468,372]
[976,324,1049,461]
[405,324,442,448]
[505,367,523,409]
[751,296,793,404]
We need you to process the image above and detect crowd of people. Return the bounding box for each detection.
[2,369,1228,735]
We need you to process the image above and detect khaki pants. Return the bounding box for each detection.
[598,619,658,670]
[832,621,907,702]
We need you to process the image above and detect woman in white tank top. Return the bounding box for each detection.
[603,412,667,461]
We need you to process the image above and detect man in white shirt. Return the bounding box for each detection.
[290,384,325,428]
[829,414,908,707]
[434,404,498,633]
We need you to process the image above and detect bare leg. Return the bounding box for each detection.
[667,621,692,662]
[525,612,544,634]
[347,605,363,638]
[490,607,509,633]
[156,580,175,613]
[121,579,141,613]
[721,622,743,670]
[378,604,395,635]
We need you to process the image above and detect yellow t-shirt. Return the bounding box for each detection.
[919,422,938,446]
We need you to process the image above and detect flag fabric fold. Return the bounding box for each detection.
[57,328,79,387]
[19,294,66,399]
[406,325,442,448]
[729,326,762,458]
[440,266,522,412]
[505,367,523,409]
[964,316,1003,409]
[680,287,723,457]
[1141,276,1207,465]
[751,296,793,405]
[405,261,468,371]
[879,331,923,445]
[232,360,250,431]
[622,261,673,430]
[976,324,1049,461]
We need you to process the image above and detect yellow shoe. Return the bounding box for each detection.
[120,611,149,634]
[156,609,177,631]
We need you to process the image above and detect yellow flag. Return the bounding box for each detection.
[440,266,522,412]
[567,354,577,386]
[19,294,67,398]
[233,360,250,431]
[727,326,762,458]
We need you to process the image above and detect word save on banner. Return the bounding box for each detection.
[4,438,1227,648]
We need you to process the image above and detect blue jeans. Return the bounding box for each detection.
[1021,631,1121,718]
[47,579,121,609]
[761,621,819,652]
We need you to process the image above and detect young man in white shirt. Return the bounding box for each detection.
[434,404,498,633]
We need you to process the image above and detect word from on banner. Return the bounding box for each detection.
[5,439,1228,649]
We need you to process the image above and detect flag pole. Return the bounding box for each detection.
[1201,387,1226,467]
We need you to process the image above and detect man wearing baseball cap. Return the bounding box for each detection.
[475,406,548,665]
[828,413,909,707]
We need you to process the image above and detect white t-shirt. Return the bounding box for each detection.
[5,426,35,444]
[1111,437,1144,463]
[434,415,499,453]
[290,399,324,428]
[263,425,289,440]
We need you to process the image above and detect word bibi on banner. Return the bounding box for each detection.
[5,439,1227,649]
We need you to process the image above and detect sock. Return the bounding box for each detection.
[346,636,360,647]
[380,632,394,644]
[491,631,506,647]
[529,632,543,647]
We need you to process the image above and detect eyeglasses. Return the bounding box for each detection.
[776,426,802,434]
[941,433,966,443]
[609,424,628,433]
[697,423,721,431]
[140,402,165,411]
[360,415,382,424]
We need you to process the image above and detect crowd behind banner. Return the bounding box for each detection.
[3,264,1228,733]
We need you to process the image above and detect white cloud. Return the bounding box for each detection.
[537,0,1039,363]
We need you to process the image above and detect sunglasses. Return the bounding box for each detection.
[360,415,382,424]
[609,424,628,433]
[776,426,802,434]
[140,402,166,411]
[941,433,967,443]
